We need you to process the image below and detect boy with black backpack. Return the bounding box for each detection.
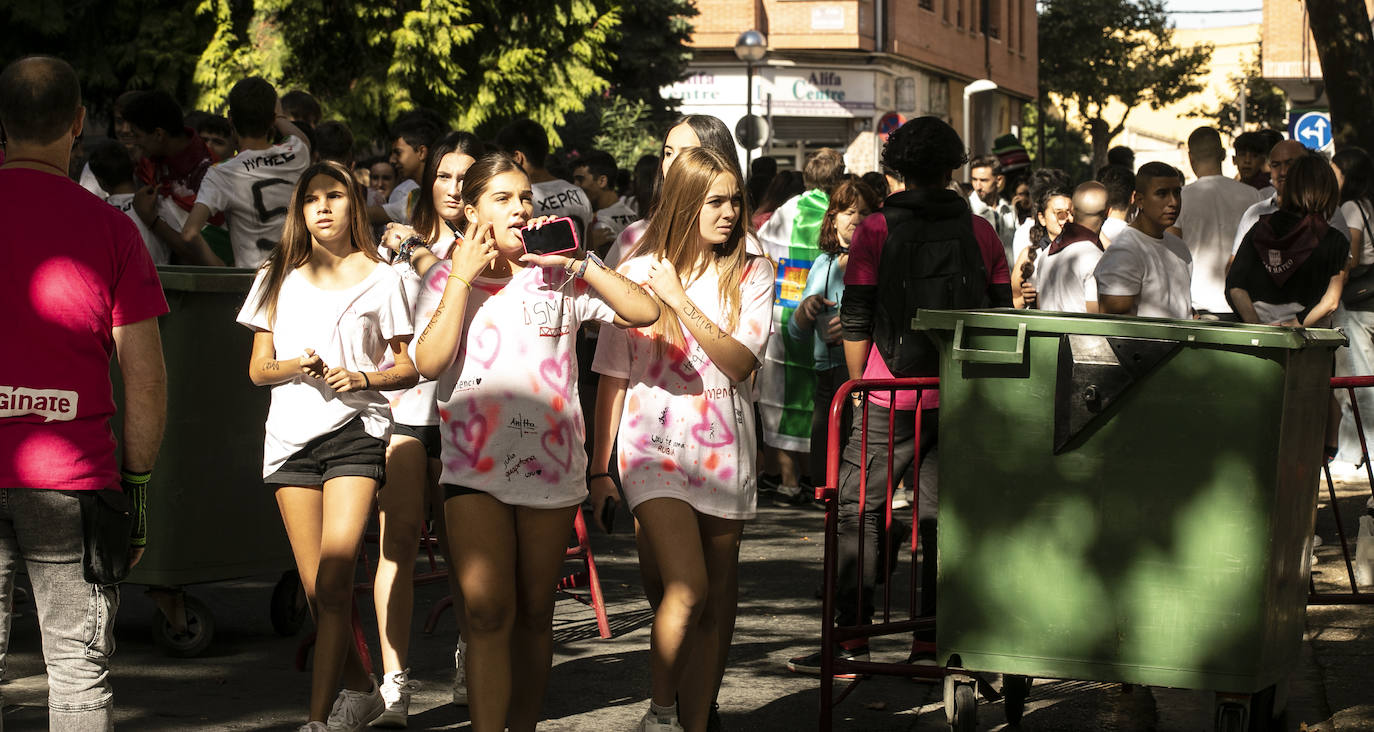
[788,116,1012,676]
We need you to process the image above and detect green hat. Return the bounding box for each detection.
[992,133,1030,172]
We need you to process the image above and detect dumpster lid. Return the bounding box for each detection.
[157,265,259,293]
[912,309,1346,350]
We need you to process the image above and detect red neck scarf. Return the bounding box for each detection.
[1248,211,1328,286]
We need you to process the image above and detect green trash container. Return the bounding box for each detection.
[912,309,1342,708]
[113,266,300,654]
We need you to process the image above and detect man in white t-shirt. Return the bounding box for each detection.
[497,119,593,240]
[1096,163,1135,247]
[968,154,1018,262]
[573,150,639,257]
[1095,162,1193,319]
[180,78,310,268]
[1037,182,1108,313]
[1169,127,1264,320]
[1233,139,1350,261]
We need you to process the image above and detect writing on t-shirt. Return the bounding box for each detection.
[241,150,298,172]
[537,189,586,212]
[0,386,78,422]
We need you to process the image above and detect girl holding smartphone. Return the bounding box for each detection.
[413,152,658,732]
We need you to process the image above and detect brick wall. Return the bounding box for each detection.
[1263,0,1374,79]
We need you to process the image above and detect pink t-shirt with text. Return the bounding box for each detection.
[844,211,1010,411]
[1,169,168,491]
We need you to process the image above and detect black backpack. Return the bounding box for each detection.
[873,189,991,377]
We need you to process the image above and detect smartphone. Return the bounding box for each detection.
[521,216,580,256]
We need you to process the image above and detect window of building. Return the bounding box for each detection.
[987,0,1000,38]
[920,0,934,10]
[957,0,964,29]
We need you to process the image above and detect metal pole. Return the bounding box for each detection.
[745,62,755,169]
[962,90,972,182]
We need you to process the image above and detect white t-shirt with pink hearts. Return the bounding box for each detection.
[592,254,775,520]
[422,261,616,508]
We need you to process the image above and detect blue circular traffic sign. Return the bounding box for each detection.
[1293,111,1333,151]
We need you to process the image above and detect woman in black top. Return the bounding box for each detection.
[1228,151,1348,327]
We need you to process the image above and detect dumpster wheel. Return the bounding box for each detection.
[271,570,309,636]
[950,683,977,732]
[151,594,215,657]
[1002,675,1031,724]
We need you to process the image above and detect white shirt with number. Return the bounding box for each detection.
[237,263,413,478]
[1094,227,1193,320]
[197,135,309,268]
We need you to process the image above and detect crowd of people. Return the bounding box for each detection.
[5,51,1371,732]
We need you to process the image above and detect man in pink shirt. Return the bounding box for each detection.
[0,56,168,728]
[789,117,1011,676]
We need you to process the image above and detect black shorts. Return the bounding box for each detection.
[442,483,488,501]
[265,416,387,486]
[392,423,440,460]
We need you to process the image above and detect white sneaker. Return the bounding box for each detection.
[299,723,330,732]
[636,705,684,732]
[371,669,419,728]
[326,678,384,732]
[451,639,468,706]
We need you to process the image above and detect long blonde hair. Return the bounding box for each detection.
[253,160,380,325]
[636,146,754,354]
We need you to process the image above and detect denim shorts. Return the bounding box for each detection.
[265,417,387,486]
[392,423,440,460]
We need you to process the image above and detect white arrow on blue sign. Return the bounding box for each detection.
[1292,111,1334,151]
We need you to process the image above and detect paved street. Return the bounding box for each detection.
[3,480,1373,731]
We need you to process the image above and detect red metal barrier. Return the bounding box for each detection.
[1311,376,1374,605]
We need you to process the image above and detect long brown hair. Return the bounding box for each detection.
[817,178,880,254]
[252,161,379,325]
[636,146,754,354]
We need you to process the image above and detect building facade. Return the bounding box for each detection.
[666,0,1038,174]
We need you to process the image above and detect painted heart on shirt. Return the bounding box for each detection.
[541,419,574,474]
[469,323,501,369]
[689,398,735,449]
[539,352,573,400]
[448,410,491,469]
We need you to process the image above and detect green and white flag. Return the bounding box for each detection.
[757,189,829,453]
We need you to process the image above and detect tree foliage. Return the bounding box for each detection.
[606,0,696,123]
[1188,56,1287,137]
[1305,0,1374,152]
[1039,0,1211,168]
[0,0,213,122]
[592,96,662,170]
[194,0,621,146]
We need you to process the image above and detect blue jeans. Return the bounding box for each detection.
[0,488,118,731]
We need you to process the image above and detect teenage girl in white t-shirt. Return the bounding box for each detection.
[1331,148,1374,463]
[413,152,658,732]
[237,161,419,732]
[591,147,775,732]
[368,131,483,723]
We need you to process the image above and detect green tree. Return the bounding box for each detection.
[1022,102,1092,182]
[606,0,696,123]
[1189,56,1287,137]
[1305,0,1374,152]
[1039,0,1211,169]
[194,0,621,145]
[592,96,661,170]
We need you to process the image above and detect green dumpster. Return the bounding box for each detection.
[912,309,1342,701]
[113,266,299,654]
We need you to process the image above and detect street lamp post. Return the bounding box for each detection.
[734,30,767,168]
[962,78,998,182]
